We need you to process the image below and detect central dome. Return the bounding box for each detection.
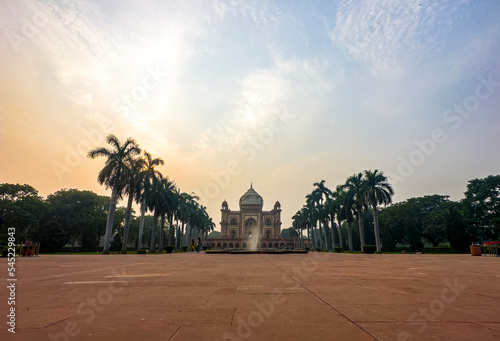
[239,184,263,209]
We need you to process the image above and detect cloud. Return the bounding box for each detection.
[330,0,472,70]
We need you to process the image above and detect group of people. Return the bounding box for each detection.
[190,238,202,253]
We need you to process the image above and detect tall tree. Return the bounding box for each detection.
[137,151,164,250]
[0,183,46,243]
[305,193,319,249]
[342,173,367,250]
[88,134,141,254]
[312,180,332,250]
[361,170,394,253]
[121,155,146,253]
[462,175,500,241]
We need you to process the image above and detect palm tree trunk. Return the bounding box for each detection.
[181,221,185,247]
[323,221,329,250]
[372,204,382,253]
[168,215,175,246]
[150,213,158,252]
[314,224,319,249]
[337,217,344,250]
[138,198,147,250]
[159,214,165,252]
[103,184,119,254]
[357,207,365,250]
[330,219,336,249]
[121,192,134,254]
[306,224,311,249]
[175,217,180,249]
[347,221,354,252]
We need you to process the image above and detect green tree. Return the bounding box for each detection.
[342,173,367,250]
[88,134,141,254]
[137,151,164,250]
[462,175,500,241]
[208,231,221,238]
[0,183,46,243]
[121,155,146,253]
[43,189,108,251]
[312,180,332,250]
[35,216,67,252]
[361,170,394,253]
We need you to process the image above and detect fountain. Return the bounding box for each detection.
[204,184,309,254]
[247,232,260,251]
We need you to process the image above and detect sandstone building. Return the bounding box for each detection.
[207,184,303,249]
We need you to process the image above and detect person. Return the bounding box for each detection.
[196,238,202,253]
[190,239,195,252]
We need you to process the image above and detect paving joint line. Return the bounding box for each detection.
[271,262,379,341]
[168,326,181,340]
[230,307,237,326]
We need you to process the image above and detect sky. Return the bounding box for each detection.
[1,0,499,231]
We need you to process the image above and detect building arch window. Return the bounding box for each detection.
[266,230,270,239]
[230,218,237,226]
[231,230,236,238]
[229,243,233,248]
[265,218,272,226]
[245,218,257,227]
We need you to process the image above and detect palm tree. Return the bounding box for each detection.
[137,151,164,250]
[146,177,176,252]
[342,173,367,250]
[88,134,141,254]
[121,155,146,254]
[325,193,339,249]
[361,170,394,253]
[305,194,320,249]
[158,178,177,252]
[292,210,305,249]
[337,185,356,252]
[312,180,332,250]
[176,192,198,249]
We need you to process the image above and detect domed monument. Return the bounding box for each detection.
[208,184,295,250]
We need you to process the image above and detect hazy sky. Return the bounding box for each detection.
[1,0,499,230]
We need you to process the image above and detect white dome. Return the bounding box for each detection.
[239,184,263,209]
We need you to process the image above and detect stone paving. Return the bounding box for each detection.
[1,252,499,340]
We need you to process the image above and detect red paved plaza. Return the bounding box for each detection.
[1,253,499,340]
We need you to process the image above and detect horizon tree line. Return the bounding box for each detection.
[293,170,393,253]
[292,173,500,253]
[88,134,215,254]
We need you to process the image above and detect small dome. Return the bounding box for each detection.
[274,201,281,208]
[221,200,228,209]
[239,184,263,209]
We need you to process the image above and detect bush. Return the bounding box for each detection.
[61,246,82,252]
[181,246,188,252]
[423,246,456,254]
[202,245,210,251]
[334,247,343,253]
[363,245,376,254]
[137,250,147,254]
[315,247,321,252]
[305,247,310,251]
[165,245,175,254]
